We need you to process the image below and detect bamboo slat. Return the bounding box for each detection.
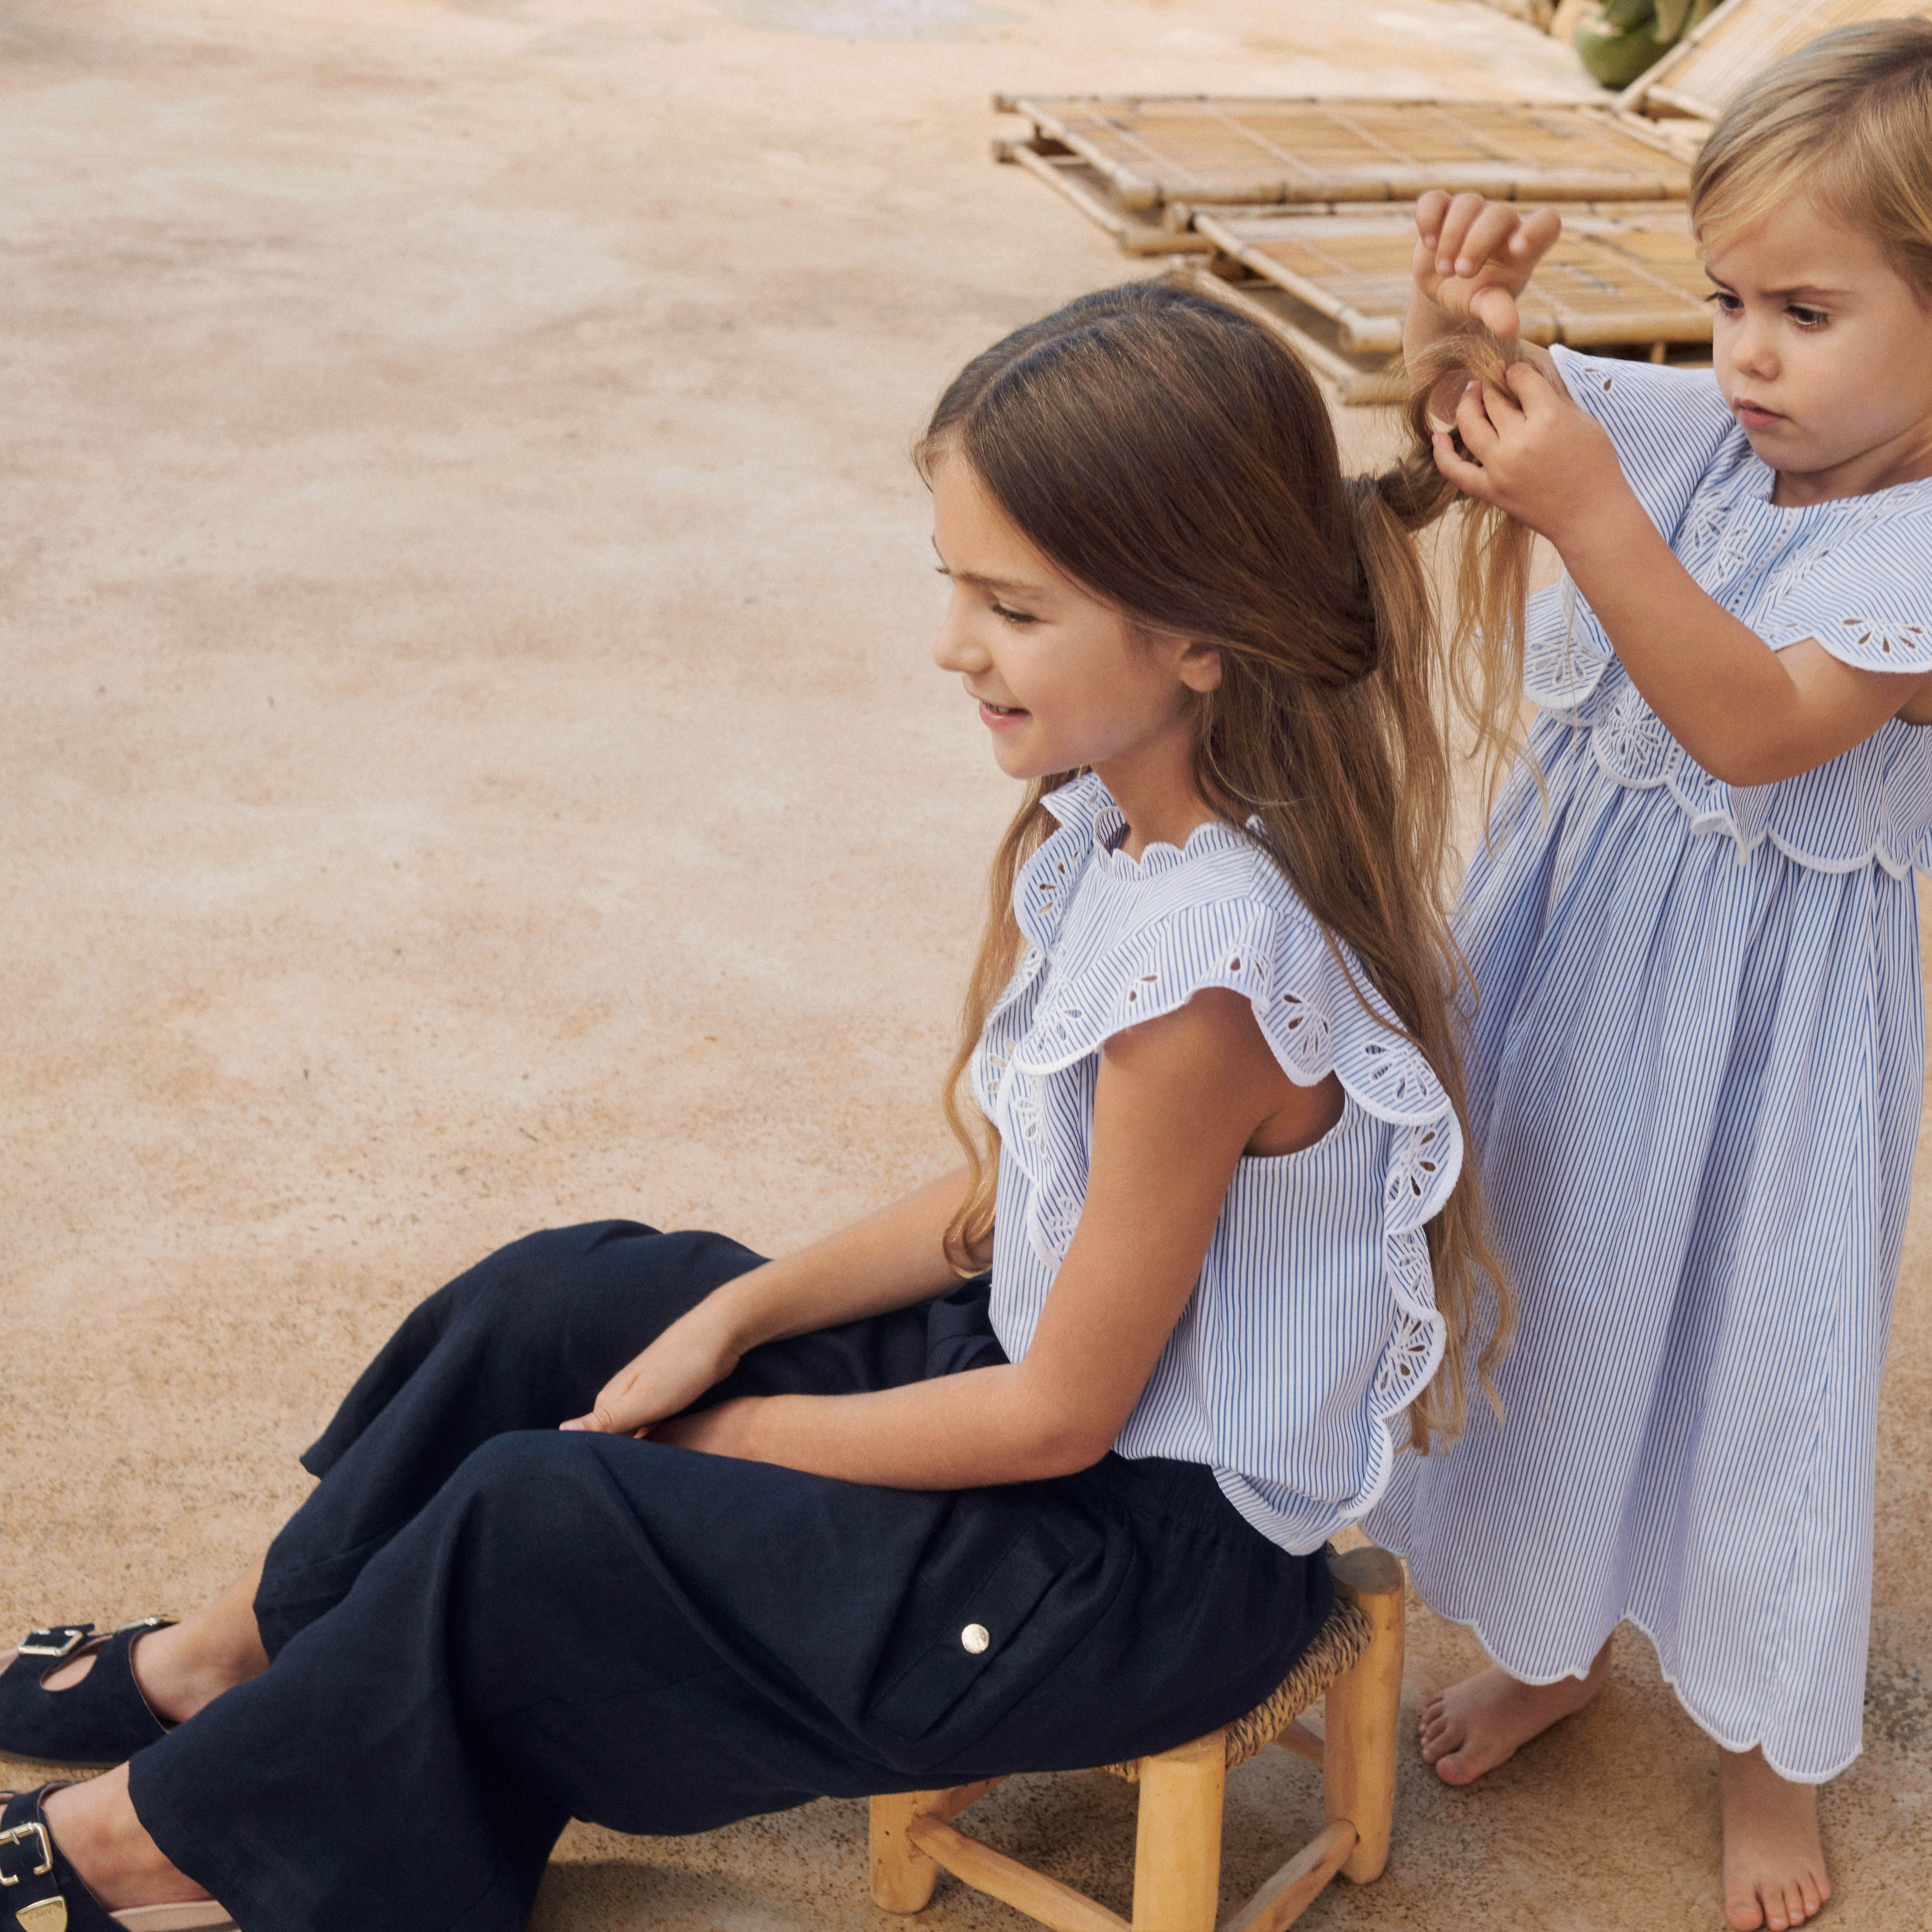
[997,95,1691,209]
[994,137,1217,253]
[1180,267,1410,406]
[1622,0,1932,124]
[1194,206,1712,355]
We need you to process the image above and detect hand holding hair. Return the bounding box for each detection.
[1430,360,1626,543]
[1410,190,1563,344]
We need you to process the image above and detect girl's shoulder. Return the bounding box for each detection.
[1749,477,1932,673]
[1011,778,1458,1136]
[1550,348,1741,544]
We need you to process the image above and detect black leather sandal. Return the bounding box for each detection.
[0,1623,176,1770]
[0,1784,234,1930]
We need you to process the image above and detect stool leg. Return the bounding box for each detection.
[1323,1546,1406,1885]
[872,1792,944,1912]
[1131,1730,1225,1932]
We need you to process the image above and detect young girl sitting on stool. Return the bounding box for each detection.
[1369,23,1932,1932]
[0,279,1506,1932]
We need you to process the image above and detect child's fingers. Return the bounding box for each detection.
[1478,376,1525,424]
[1452,200,1526,280]
[1505,358,1556,412]
[1454,380,1501,454]
[1431,192,1492,276]
[1414,187,1452,249]
[1513,204,1563,266]
[1430,428,1493,499]
[1468,284,1523,340]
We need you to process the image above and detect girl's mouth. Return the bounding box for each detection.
[979,700,1028,727]
[1734,399,1784,430]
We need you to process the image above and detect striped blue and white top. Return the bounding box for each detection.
[972,773,1463,1555]
[1531,347,1932,877]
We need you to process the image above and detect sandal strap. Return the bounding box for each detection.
[0,1785,121,1932]
[0,1622,178,1770]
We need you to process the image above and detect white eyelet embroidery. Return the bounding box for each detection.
[1273,987,1332,1077]
[1596,683,1676,784]
[1840,616,1928,660]
[1372,1223,1443,1404]
[1385,1118,1450,1219]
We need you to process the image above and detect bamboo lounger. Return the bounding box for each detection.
[1623,0,1932,132]
[995,95,1692,214]
[993,0,1932,251]
[1196,205,1711,353]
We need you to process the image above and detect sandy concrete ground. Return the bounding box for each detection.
[1,1,1925,1927]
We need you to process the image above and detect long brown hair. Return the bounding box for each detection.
[920,280,1512,1449]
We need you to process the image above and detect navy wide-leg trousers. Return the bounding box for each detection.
[126,1221,1331,1932]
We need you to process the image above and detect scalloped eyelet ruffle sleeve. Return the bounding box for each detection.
[970,773,1464,1554]
[1529,349,1932,880]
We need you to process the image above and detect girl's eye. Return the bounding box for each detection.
[1706,290,1741,315]
[1787,305,1828,329]
[992,602,1038,627]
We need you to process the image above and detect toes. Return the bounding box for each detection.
[1433,1748,1480,1787]
[1724,1890,1765,1931]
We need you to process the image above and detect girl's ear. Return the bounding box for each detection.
[1176,638,1223,694]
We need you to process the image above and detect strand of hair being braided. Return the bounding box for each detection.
[1391,328,1540,821]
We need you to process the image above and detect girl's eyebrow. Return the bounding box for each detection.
[1705,272,1852,302]
[929,538,1051,596]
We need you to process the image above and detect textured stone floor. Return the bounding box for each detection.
[1,2,1925,1927]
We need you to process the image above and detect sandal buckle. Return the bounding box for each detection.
[111,1617,172,1637]
[14,1628,90,1662]
[0,1818,54,1883]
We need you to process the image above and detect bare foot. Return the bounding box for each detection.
[1418,1636,1614,1785]
[1720,1748,1831,1930]
[36,1560,268,1724]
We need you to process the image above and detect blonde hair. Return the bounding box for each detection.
[1691,19,1932,292]
[920,282,1516,1450]
[1404,22,1932,843]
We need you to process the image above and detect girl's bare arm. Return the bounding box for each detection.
[636,989,1333,1488]
[560,1169,972,1433]
[1437,364,1932,785]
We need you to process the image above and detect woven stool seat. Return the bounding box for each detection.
[1100,1592,1374,1781]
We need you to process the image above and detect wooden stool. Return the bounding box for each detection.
[869,1544,1405,1932]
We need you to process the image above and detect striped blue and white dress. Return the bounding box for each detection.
[975,771,1464,1554]
[1368,349,1932,1782]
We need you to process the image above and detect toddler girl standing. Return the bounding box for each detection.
[0,282,1504,1932]
[1369,23,1932,1932]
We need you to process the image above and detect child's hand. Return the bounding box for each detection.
[1430,360,1627,545]
[561,1302,746,1437]
[1412,192,1562,342]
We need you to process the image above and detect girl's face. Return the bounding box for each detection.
[1705,194,1932,504]
[927,450,1220,785]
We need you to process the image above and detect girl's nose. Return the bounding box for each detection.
[1730,312,1778,380]
[932,600,988,675]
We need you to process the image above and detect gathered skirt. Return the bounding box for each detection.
[1369,716,1923,1781]
[126,1218,1331,1932]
